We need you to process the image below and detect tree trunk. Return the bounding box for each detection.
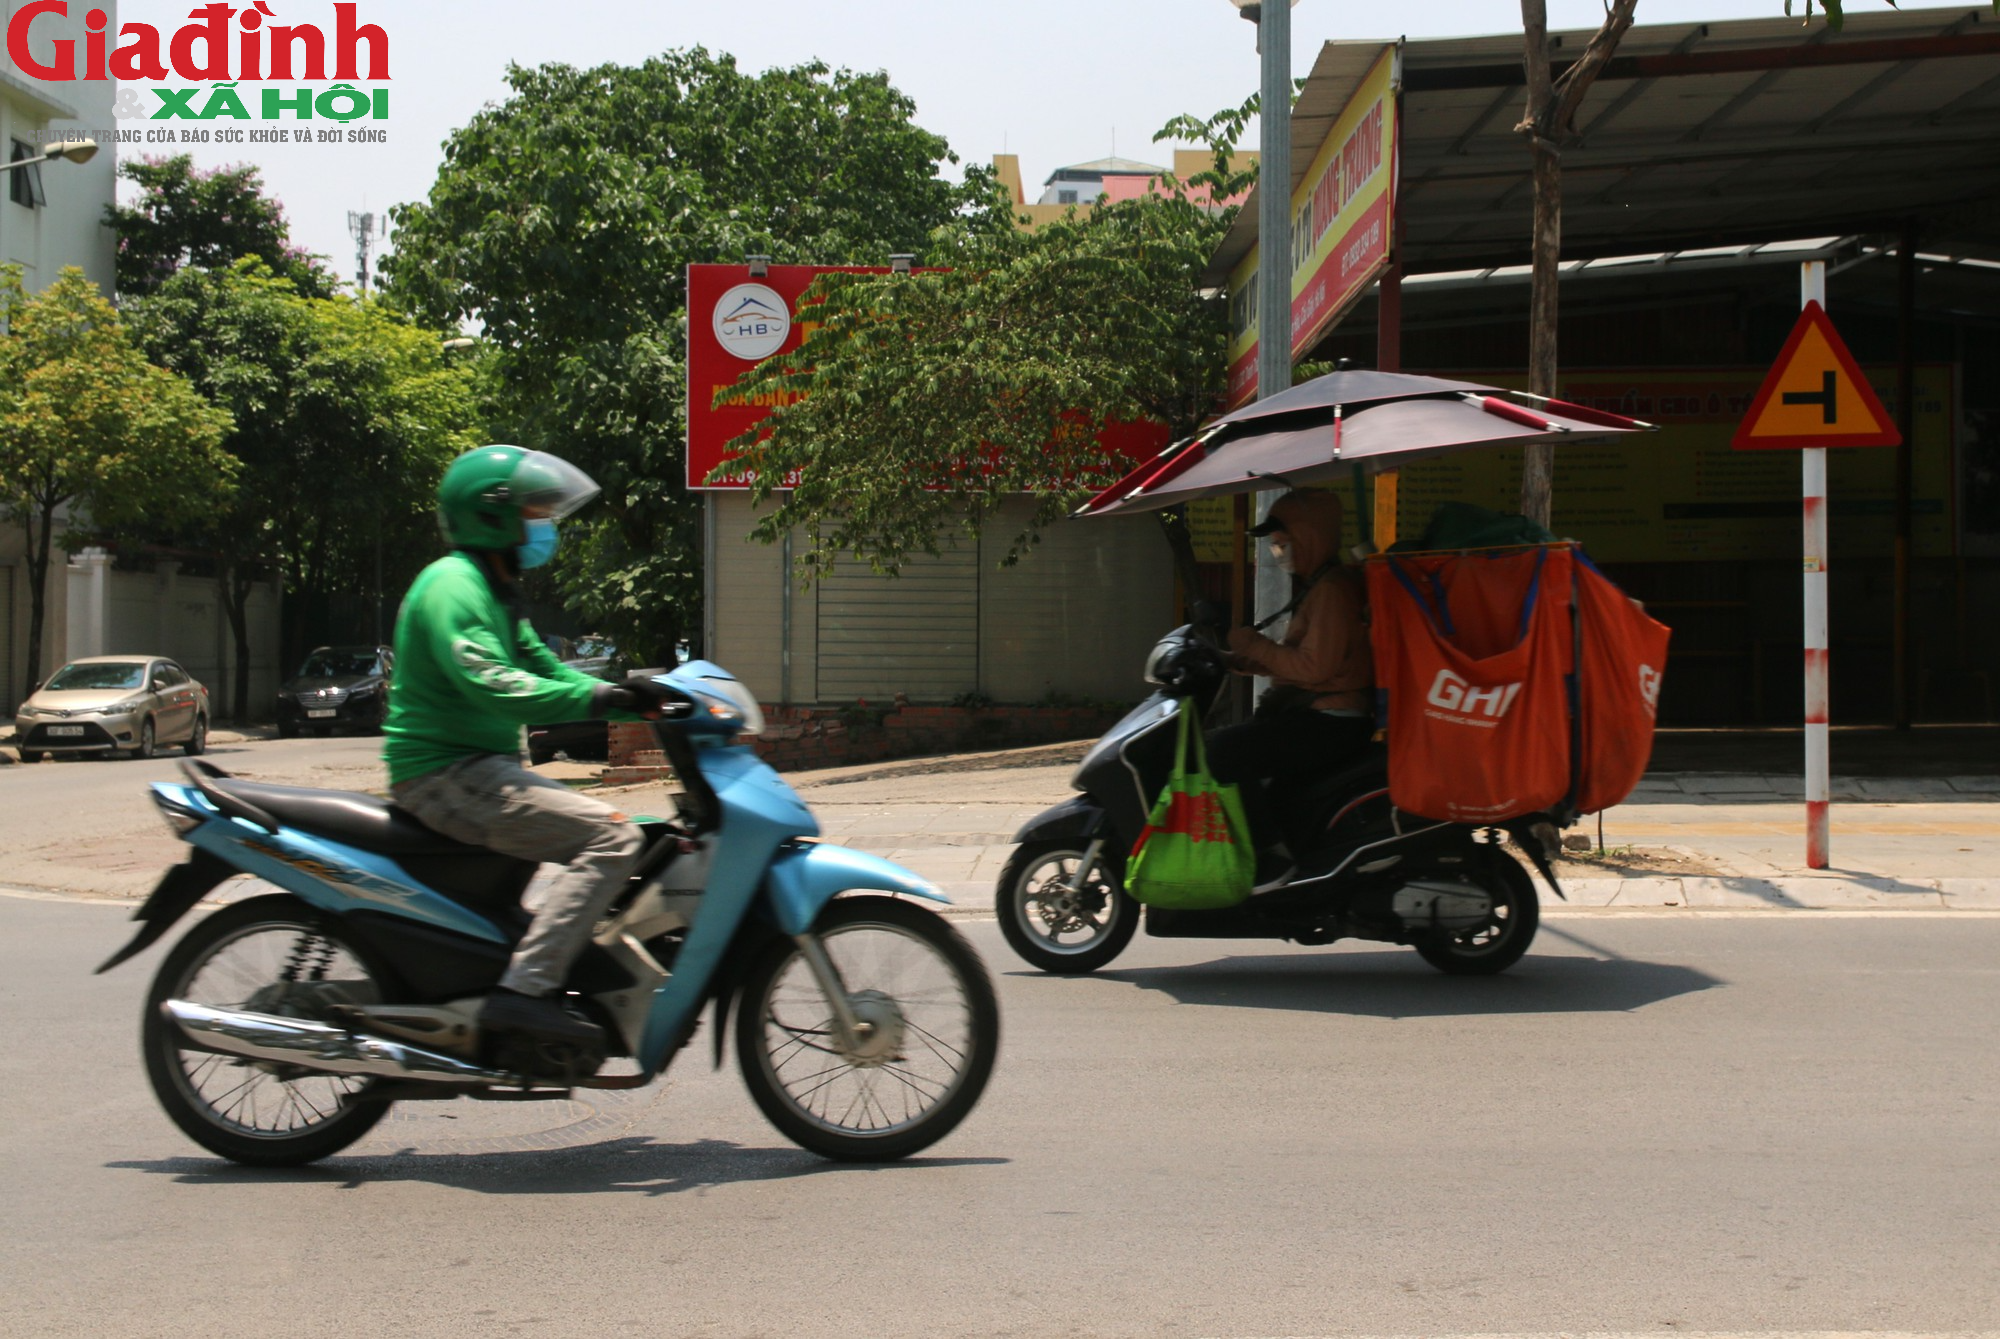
[1516,0,1639,529]
[223,567,255,726]
[1520,136,1562,528]
[21,499,58,695]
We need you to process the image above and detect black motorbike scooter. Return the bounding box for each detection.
[995,622,1564,976]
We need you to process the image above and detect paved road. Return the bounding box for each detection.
[4,893,1995,1338]
[0,735,389,897]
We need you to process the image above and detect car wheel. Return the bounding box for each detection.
[183,715,208,756]
[18,750,43,764]
[131,719,157,760]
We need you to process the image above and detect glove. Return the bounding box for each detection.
[599,677,676,720]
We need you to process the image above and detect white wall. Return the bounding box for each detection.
[58,552,281,720]
[0,0,118,295]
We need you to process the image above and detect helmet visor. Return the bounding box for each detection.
[506,450,601,521]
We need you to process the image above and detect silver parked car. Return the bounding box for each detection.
[12,656,210,762]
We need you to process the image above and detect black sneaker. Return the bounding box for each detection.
[478,988,603,1048]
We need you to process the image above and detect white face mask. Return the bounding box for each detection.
[1269,536,1297,575]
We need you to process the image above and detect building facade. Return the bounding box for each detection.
[2,0,120,714]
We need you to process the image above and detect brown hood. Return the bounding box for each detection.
[1265,489,1345,575]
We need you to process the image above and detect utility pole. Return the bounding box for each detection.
[1235,0,1294,643]
[347,211,376,296]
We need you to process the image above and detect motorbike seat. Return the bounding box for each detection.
[200,775,487,856]
[1284,746,1390,834]
[182,763,541,916]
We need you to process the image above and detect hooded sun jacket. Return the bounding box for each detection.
[382,552,614,787]
[1232,490,1375,713]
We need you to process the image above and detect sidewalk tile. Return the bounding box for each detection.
[1678,876,1807,909]
[1853,778,1954,801]
[1947,776,2000,794]
[1940,879,2000,909]
[1553,878,1624,906]
[1779,876,1944,909]
[1675,774,1778,796]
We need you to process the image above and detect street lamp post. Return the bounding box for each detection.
[2,139,98,173]
[1231,1,1296,645]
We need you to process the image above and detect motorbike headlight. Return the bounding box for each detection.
[696,674,764,736]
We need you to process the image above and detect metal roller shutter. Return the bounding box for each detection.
[815,548,978,702]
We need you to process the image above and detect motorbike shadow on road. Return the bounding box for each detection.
[107,1137,1009,1193]
[1097,950,1721,1020]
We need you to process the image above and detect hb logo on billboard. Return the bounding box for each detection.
[1425,669,1523,720]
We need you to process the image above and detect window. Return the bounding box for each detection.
[9,141,45,210]
[45,662,146,691]
[1058,189,1078,205]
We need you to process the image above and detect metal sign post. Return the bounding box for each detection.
[1800,262,1830,868]
[1731,261,1900,871]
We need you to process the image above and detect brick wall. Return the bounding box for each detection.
[604,699,1128,782]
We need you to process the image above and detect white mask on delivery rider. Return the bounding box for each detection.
[1269,534,1297,575]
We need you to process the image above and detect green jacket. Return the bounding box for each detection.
[382,552,613,786]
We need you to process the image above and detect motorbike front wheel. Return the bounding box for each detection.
[1413,850,1541,976]
[736,896,998,1162]
[996,839,1138,974]
[142,894,393,1166]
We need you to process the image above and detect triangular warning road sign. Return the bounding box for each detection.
[1732,301,1901,450]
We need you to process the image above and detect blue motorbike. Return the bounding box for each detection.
[99,661,999,1167]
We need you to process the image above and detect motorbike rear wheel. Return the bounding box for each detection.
[143,894,393,1166]
[737,896,998,1162]
[996,840,1138,974]
[1413,850,1540,976]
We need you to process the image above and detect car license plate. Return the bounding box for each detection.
[306,709,337,720]
[48,726,85,736]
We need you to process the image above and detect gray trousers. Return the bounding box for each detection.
[393,753,645,996]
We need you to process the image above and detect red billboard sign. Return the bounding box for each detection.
[686,262,1170,491]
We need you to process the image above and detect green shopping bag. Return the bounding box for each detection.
[1124,704,1255,910]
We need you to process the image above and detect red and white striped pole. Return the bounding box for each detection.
[1801,261,1831,869]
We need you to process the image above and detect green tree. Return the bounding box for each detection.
[0,267,236,695]
[130,261,480,720]
[715,168,1236,588]
[107,155,335,299]
[383,48,993,664]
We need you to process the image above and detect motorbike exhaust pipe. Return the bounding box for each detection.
[162,999,514,1085]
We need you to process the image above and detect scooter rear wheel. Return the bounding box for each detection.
[143,894,393,1166]
[1414,850,1540,976]
[996,840,1138,974]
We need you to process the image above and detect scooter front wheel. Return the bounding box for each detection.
[737,896,998,1162]
[996,840,1138,974]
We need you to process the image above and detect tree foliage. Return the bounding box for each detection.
[717,183,1232,579]
[107,154,335,299]
[0,267,236,693]
[130,261,480,718]
[383,48,990,663]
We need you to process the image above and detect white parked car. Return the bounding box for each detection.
[12,656,211,761]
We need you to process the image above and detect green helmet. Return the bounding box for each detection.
[436,446,601,550]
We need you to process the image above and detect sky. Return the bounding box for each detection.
[99,0,1973,288]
